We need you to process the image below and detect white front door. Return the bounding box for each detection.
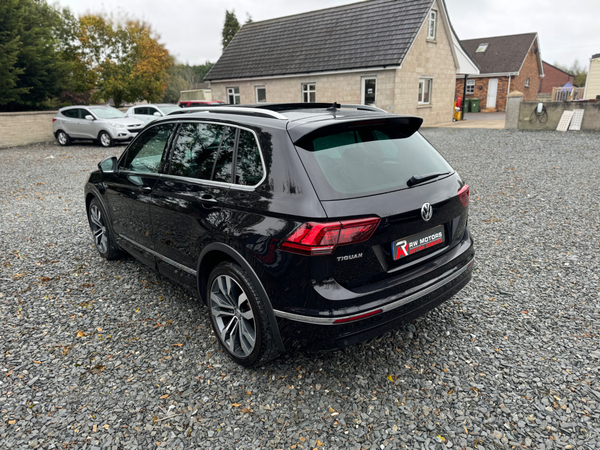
[487,78,499,109]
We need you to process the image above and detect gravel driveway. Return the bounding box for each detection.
[1,130,599,450]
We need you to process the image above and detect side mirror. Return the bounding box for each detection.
[98,156,118,174]
[153,112,161,116]
[85,115,94,121]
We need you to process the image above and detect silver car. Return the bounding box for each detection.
[125,103,181,124]
[53,105,145,147]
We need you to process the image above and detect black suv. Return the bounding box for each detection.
[84,103,474,366]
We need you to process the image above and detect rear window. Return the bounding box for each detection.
[294,122,453,200]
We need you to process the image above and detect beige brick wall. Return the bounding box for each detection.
[209,0,456,126]
[393,0,456,125]
[0,111,57,149]
[210,70,397,109]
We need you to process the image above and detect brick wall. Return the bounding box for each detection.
[0,111,57,149]
[540,62,574,94]
[455,77,509,111]
[511,42,542,101]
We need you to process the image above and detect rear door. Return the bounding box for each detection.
[293,120,469,289]
[60,109,81,137]
[150,121,235,286]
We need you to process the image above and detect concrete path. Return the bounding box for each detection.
[426,112,506,129]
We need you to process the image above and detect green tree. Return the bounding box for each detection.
[0,0,75,110]
[222,10,240,51]
[193,62,215,82]
[75,15,172,107]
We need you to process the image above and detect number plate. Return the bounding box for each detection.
[392,225,445,261]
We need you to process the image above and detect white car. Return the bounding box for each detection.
[53,105,145,147]
[125,104,181,124]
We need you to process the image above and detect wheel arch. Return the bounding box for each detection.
[197,243,286,353]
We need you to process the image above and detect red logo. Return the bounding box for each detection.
[395,240,409,259]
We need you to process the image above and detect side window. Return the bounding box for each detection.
[79,109,92,119]
[62,109,78,118]
[121,124,174,173]
[235,130,264,186]
[134,107,147,115]
[170,123,234,183]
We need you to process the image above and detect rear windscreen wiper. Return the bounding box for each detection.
[407,172,451,187]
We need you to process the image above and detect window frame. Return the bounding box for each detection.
[227,87,241,105]
[525,78,530,88]
[302,83,316,103]
[466,79,475,95]
[255,86,267,103]
[427,10,437,40]
[476,43,489,53]
[160,120,267,191]
[418,78,433,105]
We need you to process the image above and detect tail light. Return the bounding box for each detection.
[52,118,57,122]
[458,184,469,207]
[280,217,380,256]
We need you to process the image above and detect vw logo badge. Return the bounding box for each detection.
[421,203,433,222]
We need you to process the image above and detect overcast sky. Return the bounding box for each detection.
[54,0,599,71]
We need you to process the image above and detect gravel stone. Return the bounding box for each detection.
[1,130,599,448]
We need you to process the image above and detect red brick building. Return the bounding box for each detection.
[455,33,544,112]
[540,62,574,94]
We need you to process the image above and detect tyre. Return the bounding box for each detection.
[56,130,71,146]
[207,262,279,367]
[87,198,121,260]
[99,131,114,148]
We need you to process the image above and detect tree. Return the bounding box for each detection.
[222,10,240,51]
[74,15,172,107]
[0,0,75,110]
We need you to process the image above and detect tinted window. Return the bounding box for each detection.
[121,124,174,173]
[62,109,78,118]
[295,123,453,200]
[170,123,234,183]
[235,130,264,186]
[134,107,148,115]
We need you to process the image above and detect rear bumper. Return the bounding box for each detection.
[275,247,474,351]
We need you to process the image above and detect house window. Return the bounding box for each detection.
[427,10,437,40]
[476,43,489,53]
[255,86,266,103]
[525,78,530,88]
[466,79,475,94]
[418,78,433,104]
[302,83,316,103]
[227,87,241,105]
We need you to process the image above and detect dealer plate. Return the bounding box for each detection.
[392,225,445,261]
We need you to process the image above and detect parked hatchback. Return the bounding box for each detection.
[125,103,181,124]
[84,103,474,366]
[53,105,145,147]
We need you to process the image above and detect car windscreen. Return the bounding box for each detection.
[294,121,454,200]
[157,105,180,114]
[88,107,126,119]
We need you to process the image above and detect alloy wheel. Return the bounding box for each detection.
[58,132,67,145]
[210,275,256,358]
[89,204,108,254]
[100,133,111,147]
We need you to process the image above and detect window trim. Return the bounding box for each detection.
[158,120,267,191]
[466,79,475,95]
[418,78,433,105]
[255,86,267,103]
[427,10,437,40]
[302,83,316,103]
[226,87,241,105]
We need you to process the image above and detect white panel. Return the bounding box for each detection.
[569,109,584,131]
[556,111,574,132]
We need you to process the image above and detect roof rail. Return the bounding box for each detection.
[253,102,388,114]
[167,106,287,120]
